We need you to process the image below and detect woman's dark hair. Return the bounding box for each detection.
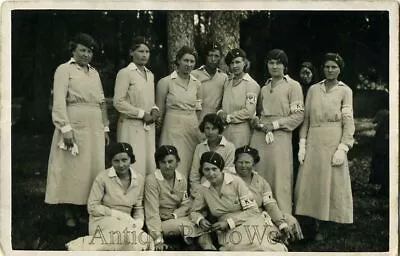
[175,46,198,66]
[130,36,150,52]
[323,52,345,70]
[266,49,289,74]
[108,142,136,164]
[154,145,180,168]
[199,113,225,134]
[234,145,260,164]
[199,151,225,177]
[68,32,98,53]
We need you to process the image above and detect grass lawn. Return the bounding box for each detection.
[10,118,389,251]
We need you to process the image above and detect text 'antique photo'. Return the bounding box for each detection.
[7,5,396,254]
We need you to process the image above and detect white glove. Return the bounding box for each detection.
[332,143,349,166]
[298,139,306,164]
[265,132,274,144]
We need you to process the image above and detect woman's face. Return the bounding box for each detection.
[158,154,179,178]
[323,60,340,80]
[202,162,223,185]
[131,44,150,66]
[72,43,93,67]
[299,67,313,85]
[267,59,285,78]
[204,122,220,141]
[229,57,245,76]
[177,53,196,75]
[111,152,131,175]
[235,153,255,178]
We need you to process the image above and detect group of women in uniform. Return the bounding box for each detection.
[45,32,355,251]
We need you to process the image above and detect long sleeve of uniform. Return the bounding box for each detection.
[224,149,235,172]
[155,77,169,122]
[98,74,109,128]
[340,86,355,148]
[229,179,260,227]
[190,190,208,224]
[132,180,145,222]
[113,69,145,119]
[275,82,304,131]
[87,175,112,217]
[261,180,285,227]
[144,175,162,238]
[173,193,192,218]
[299,87,312,139]
[189,146,202,195]
[229,82,260,123]
[52,64,71,131]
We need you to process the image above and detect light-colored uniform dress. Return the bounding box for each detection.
[220,73,260,148]
[244,171,303,239]
[144,169,202,240]
[66,167,153,250]
[250,75,304,214]
[190,173,287,251]
[191,66,227,121]
[189,136,236,196]
[156,71,202,178]
[295,80,355,224]
[113,62,157,177]
[45,58,108,205]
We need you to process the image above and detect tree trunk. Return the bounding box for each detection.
[167,11,194,72]
[209,11,242,72]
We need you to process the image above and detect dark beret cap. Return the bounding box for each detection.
[225,48,246,65]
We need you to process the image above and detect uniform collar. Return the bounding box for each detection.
[170,70,198,81]
[108,166,137,178]
[201,172,234,188]
[266,75,289,84]
[155,169,183,181]
[229,72,251,81]
[68,57,93,69]
[201,135,228,146]
[198,65,222,73]
[127,62,150,72]
[318,79,345,92]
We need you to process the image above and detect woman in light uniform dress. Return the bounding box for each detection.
[190,151,288,251]
[45,33,110,227]
[217,48,260,148]
[295,53,355,241]
[156,46,202,178]
[250,49,304,214]
[113,36,159,177]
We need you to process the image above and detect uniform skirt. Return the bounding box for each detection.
[250,117,294,214]
[294,124,353,223]
[45,104,105,205]
[116,116,156,177]
[223,122,251,149]
[159,109,201,178]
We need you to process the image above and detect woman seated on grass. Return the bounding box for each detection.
[66,142,153,251]
[190,151,288,251]
[144,145,214,251]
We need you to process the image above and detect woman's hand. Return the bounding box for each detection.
[104,132,110,146]
[298,139,306,164]
[154,236,165,251]
[332,143,349,166]
[199,218,212,230]
[143,112,154,125]
[261,122,274,133]
[163,213,175,221]
[279,226,293,245]
[211,220,229,231]
[150,109,161,121]
[250,117,260,130]
[62,130,75,149]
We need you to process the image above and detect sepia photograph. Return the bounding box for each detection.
[1,0,398,254]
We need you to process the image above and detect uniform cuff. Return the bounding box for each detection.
[151,106,160,111]
[171,213,178,219]
[196,216,205,226]
[60,124,72,133]
[104,126,110,132]
[338,143,349,153]
[216,109,224,115]
[226,218,236,229]
[278,222,289,230]
[138,109,145,119]
[272,121,280,130]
